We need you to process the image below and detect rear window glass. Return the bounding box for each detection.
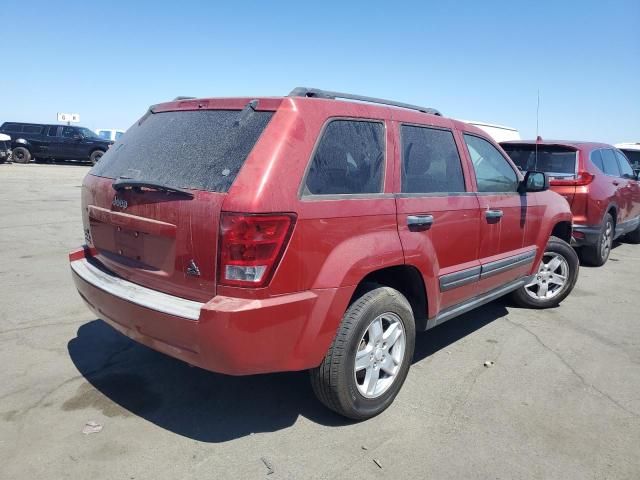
[501,144,576,176]
[304,120,384,195]
[90,109,274,192]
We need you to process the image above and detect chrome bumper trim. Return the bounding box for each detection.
[71,258,203,321]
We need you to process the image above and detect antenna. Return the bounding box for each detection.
[534,89,540,170]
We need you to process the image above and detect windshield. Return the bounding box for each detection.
[501,144,577,176]
[90,109,274,192]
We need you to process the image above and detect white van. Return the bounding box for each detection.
[459,120,521,143]
[616,143,640,174]
[95,129,125,142]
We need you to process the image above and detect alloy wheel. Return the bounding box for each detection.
[354,312,406,398]
[525,252,569,300]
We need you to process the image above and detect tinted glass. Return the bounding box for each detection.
[464,134,518,192]
[62,126,77,138]
[591,149,604,171]
[23,125,43,134]
[47,126,59,137]
[304,120,384,195]
[615,150,635,178]
[91,109,274,193]
[501,144,576,176]
[3,123,22,132]
[401,125,465,193]
[115,132,124,140]
[97,131,111,140]
[601,149,620,176]
[620,149,640,170]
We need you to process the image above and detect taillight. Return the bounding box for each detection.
[550,171,595,186]
[218,213,296,287]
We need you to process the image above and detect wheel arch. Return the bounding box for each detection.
[550,220,572,244]
[351,265,429,331]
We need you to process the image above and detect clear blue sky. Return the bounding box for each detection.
[2,0,638,143]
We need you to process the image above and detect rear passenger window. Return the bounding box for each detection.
[615,150,635,178]
[591,149,604,171]
[23,125,43,134]
[47,126,59,137]
[304,120,384,195]
[601,149,620,176]
[3,123,22,132]
[401,125,465,193]
[464,134,518,192]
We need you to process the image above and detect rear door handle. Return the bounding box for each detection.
[485,209,504,220]
[407,215,434,231]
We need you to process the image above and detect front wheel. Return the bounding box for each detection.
[511,236,579,309]
[310,285,416,420]
[89,150,104,165]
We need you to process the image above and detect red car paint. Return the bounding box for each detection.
[501,140,640,248]
[70,95,573,375]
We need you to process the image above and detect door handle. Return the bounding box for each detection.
[485,209,504,220]
[407,215,434,231]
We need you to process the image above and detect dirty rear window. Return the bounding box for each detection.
[501,144,577,176]
[90,109,274,192]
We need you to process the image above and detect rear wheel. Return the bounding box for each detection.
[511,236,579,309]
[310,285,415,420]
[90,150,104,165]
[581,213,614,266]
[11,147,31,164]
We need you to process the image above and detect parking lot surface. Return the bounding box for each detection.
[1,163,639,479]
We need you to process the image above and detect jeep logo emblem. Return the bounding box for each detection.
[112,197,127,209]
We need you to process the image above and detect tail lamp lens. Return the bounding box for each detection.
[219,213,295,287]
[550,171,595,186]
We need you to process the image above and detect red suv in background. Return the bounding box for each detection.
[502,140,640,266]
[70,88,578,419]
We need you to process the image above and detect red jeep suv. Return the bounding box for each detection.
[70,88,578,419]
[501,140,640,266]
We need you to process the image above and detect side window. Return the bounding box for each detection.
[401,125,465,193]
[601,149,620,176]
[464,134,518,192]
[47,126,59,137]
[23,125,43,134]
[62,126,76,138]
[304,120,384,195]
[590,149,604,171]
[4,123,22,132]
[614,150,635,178]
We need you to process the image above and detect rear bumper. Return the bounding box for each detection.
[571,224,601,247]
[69,248,352,375]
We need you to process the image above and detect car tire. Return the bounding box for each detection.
[90,150,104,165]
[11,147,31,164]
[511,236,579,309]
[310,284,416,420]
[581,213,614,266]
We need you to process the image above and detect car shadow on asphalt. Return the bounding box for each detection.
[67,301,509,442]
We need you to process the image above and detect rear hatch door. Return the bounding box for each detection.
[501,143,578,204]
[84,105,275,302]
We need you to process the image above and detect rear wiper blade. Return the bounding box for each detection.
[112,177,194,197]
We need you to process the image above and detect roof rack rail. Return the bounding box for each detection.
[173,96,196,101]
[288,87,442,116]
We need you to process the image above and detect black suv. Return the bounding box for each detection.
[0,122,112,165]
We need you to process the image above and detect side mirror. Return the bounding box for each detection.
[519,170,549,193]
